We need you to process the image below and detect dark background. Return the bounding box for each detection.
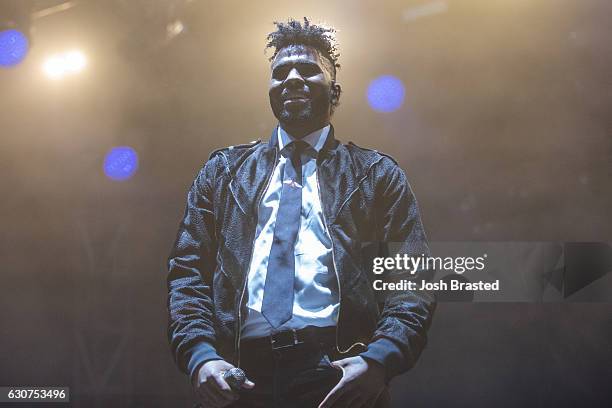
[1,0,611,406]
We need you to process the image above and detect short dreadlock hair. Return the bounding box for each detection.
[266,17,340,79]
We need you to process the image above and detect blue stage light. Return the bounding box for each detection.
[0,29,29,67]
[367,75,406,113]
[104,147,139,181]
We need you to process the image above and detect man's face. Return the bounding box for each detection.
[269,44,336,128]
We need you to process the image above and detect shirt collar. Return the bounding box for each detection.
[278,124,331,153]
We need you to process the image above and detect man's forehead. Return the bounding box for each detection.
[272,44,323,65]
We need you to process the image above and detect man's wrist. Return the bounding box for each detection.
[360,355,386,377]
[359,337,407,383]
[187,341,223,385]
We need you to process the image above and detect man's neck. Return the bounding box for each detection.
[279,120,330,140]
[278,124,330,152]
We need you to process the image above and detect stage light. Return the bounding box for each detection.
[0,29,29,67]
[64,50,86,71]
[42,50,87,79]
[166,20,185,39]
[43,55,64,79]
[367,75,406,113]
[103,147,139,181]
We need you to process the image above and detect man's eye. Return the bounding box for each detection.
[299,66,320,76]
[272,68,289,80]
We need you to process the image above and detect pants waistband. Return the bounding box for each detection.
[240,325,336,354]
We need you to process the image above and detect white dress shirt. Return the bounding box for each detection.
[241,125,339,339]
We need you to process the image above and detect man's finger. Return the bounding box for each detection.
[330,359,348,370]
[196,384,220,408]
[198,377,232,407]
[241,378,255,389]
[317,380,349,408]
[200,381,228,407]
[211,374,239,402]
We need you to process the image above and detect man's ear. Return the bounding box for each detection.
[331,82,342,105]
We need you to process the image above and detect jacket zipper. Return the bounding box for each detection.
[235,148,278,367]
[316,161,367,355]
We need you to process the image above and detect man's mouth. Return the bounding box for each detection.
[283,97,309,105]
[283,93,309,102]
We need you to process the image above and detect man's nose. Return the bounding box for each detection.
[284,67,304,86]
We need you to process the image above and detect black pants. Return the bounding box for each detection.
[227,341,391,408]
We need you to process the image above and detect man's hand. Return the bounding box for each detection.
[194,360,255,408]
[318,356,386,408]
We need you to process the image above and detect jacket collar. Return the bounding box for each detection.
[228,123,343,221]
[267,123,339,159]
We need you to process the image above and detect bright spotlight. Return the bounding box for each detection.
[43,56,64,79]
[64,50,86,71]
[42,50,87,79]
[367,75,406,113]
[0,29,29,67]
[104,146,139,181]
[166,20,185,39]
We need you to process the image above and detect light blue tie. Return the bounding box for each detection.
[261,141,308,328]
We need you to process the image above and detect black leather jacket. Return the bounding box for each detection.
[167,125,435,383]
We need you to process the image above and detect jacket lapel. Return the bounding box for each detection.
[228,128,278,222]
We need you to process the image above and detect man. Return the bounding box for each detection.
[167,18,435,408]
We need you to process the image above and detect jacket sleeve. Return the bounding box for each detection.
[359,157,436,382]
[167,156,223,384]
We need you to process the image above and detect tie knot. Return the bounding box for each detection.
[286,140,309,159]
